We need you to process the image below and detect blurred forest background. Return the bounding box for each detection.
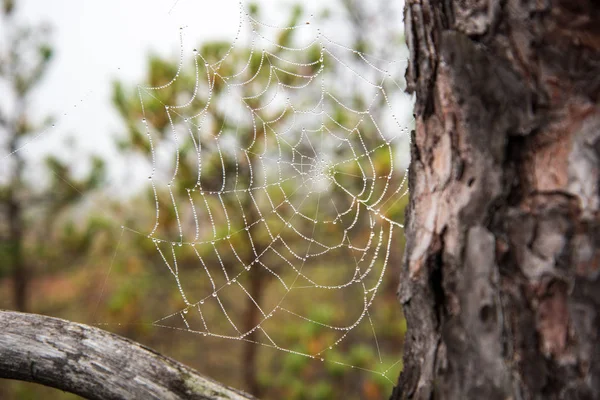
[0,0,410,398]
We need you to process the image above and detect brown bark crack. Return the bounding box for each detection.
[394,1,600,399]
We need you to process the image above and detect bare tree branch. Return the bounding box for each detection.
[0,310,255,400]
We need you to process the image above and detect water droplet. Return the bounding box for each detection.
[212,292,217,297]
[183,308,188,314]
[200,300,204,305]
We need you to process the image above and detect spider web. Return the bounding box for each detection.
[124,4,410,383]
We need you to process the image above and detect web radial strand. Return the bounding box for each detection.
[135,4,410,382]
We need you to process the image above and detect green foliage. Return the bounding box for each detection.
[105,2,408,397]
[1,0,408,398]
[0,0,106,311]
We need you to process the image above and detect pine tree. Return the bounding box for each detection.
[0,0,105,312]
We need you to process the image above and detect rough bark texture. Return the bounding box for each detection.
[392,1,600,399]
[0,310,255,400]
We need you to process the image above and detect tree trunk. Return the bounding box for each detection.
[242,267,264,398]
[392,1,600,399]
[0,310,255,400]
[7,191,27,312]
[7,132,28,312]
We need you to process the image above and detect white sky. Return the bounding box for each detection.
[16,0,293,186]
[12,0,409,192]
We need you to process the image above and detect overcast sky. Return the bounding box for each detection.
[11,0,407,192]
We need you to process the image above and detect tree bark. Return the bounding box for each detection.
[393,1,600,399]
[7,113,28,313]
[0,310,255,400]
[7,189,27,312]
